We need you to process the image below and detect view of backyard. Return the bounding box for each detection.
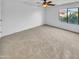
[59,8,79,24]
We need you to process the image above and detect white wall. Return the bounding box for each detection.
[2,0,79,37]
[0,0,1,37]
[2,0,44,37]
[45,2,79,33]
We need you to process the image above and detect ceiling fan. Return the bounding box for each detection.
[40,0,55,8]
[22,0,55,8]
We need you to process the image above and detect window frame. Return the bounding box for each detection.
[59,7,79,25]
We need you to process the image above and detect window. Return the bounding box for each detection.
[59,9,68,22]
[68,8,78,24]
[59,8,79,25]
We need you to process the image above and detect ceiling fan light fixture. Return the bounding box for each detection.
[42,3,48,8]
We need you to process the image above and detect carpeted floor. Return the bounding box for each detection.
[0,25,79,59]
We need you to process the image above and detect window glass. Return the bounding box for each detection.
[59,9,68,22]
[68,8,78,24]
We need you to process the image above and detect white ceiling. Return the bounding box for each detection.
[51,0,79,5]
[17,0,79,5]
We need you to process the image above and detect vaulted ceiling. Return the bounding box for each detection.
[17,0,79,5]
[19,0,79,5]
[51,0,79,5]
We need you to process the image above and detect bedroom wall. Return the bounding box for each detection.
[2,0,44,37]
[45,2,79,33]
[0,0,1,37]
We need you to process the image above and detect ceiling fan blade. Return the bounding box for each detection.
[48,4,55,6]
[47,1,52,3]
[44,0,46,2]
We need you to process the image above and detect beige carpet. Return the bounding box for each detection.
[0,25,79,59]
